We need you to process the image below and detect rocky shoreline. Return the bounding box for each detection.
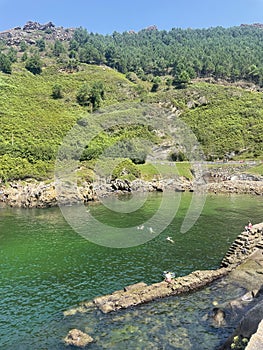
[0,173,262,209]
[0,177,190,208]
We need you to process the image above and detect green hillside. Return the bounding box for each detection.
[0,22,263,181]
[0,62,141,180]
[161,82,263,160]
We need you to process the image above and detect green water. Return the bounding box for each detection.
[0,193,262,349]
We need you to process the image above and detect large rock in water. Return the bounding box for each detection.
[64,329,94,347]
[219,301,263,349]
[246,319,263,350]
[92,269,229,313]
[219,244,263,350]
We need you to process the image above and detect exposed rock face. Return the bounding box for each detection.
[246,319,263,350]
[207,180,263,195]
[187,96,208,109]
[218,235,263,350]
[0,180,95,208]
[22,21,55,31]
[0,177,191,208]
[0,21,74,47]
[64,329,94,348]
[219,297,263,350]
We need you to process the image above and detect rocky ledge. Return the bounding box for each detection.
[63,223,263,348]
[207,179,263,195]
[0,174,262,208]
[0,177,191,208]
[93,268,229,314]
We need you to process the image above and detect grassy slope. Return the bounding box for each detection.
[0,62,262,181]
[0,62,137,146]
[149,82,263,159]
[0,62,139,180]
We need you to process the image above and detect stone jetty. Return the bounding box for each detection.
[64,223,263,316]
[63,222,263,348]
[93,268,229,314]
[221,222,263,268]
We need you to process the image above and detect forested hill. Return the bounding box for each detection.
[0,22,262,181]
[1,21,263,85]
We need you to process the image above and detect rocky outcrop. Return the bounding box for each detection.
[92,268,229,313]
[245,319,263,350]
[22,21,55,31]
[207,180,263,195]
[0,177,191,208]
[0,21,74,47]
[0,180,95,208]
[204,164,263,195]
[218,239,263,350]
[64,329,94,348]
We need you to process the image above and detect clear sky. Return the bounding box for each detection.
[1,0,263,33]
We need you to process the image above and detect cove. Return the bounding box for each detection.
[0,193,262,349]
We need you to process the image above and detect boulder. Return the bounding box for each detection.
[64,329,94,348]
[246,319,263,350]
[220,301,263,349]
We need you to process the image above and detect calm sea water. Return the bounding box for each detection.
[0,193,262,349]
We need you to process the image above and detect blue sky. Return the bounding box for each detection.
[1,0,263,33]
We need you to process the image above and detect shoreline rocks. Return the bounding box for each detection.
[219,242,263,349]
[0,175,262,209]
[207,180,263,196]
[0,177,192,208]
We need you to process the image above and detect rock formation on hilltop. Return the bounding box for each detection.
[0,21,75,47]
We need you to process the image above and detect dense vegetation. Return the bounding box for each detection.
[1,24,263,85]
[0,23,262,181]
[70,25,263,86]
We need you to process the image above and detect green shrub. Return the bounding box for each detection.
[25,55,42,74]
[112,159,141,180]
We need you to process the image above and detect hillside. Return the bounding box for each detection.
[0,22,262,181]
[1,21,263,85]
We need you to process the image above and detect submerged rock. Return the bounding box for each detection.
[212,307,226,327]
[64,329,94,348]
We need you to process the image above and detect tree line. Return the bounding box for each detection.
[1,25,263,86]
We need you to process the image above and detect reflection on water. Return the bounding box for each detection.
[0,193,262,349]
